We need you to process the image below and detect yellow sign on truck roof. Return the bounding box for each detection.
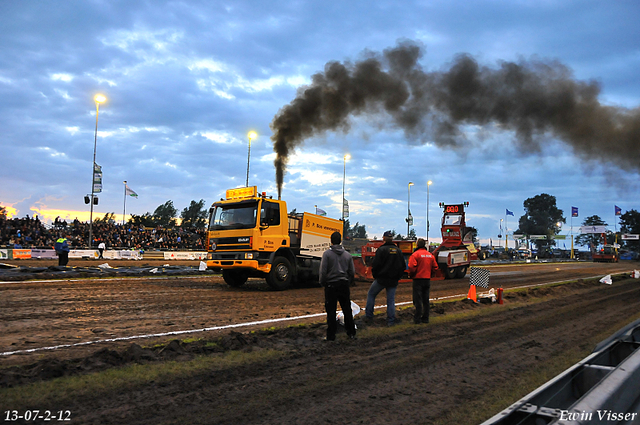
[226,186,257,200]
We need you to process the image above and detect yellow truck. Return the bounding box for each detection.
[206,186,343,290]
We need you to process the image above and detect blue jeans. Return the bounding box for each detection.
[365,280,398,324]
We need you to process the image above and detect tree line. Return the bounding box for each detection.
[515,193,640,251]
[128,200,208,230]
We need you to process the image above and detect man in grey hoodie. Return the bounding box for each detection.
[319,231,356,341]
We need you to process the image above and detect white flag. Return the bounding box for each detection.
[125,185,138,198]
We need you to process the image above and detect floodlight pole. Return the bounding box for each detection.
[123,181,127,225]
[246,131,257,187]
[342,154,350,221]
[89,99,100,248]
[407,182,414,238]
[426,180,432,247]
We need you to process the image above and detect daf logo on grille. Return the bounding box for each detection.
[238,237,250,242]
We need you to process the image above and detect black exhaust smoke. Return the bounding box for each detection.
[271,40,640,197]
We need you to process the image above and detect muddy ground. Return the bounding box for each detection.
[1,260,639,424]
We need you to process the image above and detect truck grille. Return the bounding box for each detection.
[216,244,251,250]
[213,253,242,260]
[212,236,251,251]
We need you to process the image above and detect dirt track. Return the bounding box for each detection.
[0,260,633,362]
[1,260,640,424]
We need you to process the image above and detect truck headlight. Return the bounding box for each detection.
[210,240,216,251]
[245,253,254,259]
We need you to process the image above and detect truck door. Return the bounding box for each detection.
[258,200,289,250]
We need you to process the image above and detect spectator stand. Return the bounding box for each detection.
[1,214,206,260]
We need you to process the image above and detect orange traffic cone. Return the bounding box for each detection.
[467,284,477,302]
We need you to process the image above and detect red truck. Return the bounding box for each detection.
[354,202,475,281]
[592,233,619,262]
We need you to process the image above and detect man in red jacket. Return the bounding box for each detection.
[408,238,439,324]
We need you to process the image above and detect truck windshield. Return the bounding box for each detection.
[443,214,462,226]
[209,202,258,230]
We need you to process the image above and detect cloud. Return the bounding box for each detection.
[289,168,342,186]
[198,131,239,144]
[1,204,18,219]
[51,73,74,82]
[37,147,67,158]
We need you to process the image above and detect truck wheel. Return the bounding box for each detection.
[222,270,248,287]
[267,256,293,290]
[445,265,457,279]
[455,265,468,279]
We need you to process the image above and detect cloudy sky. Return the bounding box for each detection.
[1,0,639,247]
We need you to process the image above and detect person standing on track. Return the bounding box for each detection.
[408,238,439,324]
[98,240,106,259]
[319,231,356,341]
[54,234,70,266]
[365,230,406,326]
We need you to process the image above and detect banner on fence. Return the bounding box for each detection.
[163,251,207,260]
[121,250,142,260]
[99,250,142,260]
[69,249,98,258]
[30,249,58,259]
[12,249,32,259]
[102,250,122,260]
[0,249,10,260]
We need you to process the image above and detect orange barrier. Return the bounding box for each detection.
[12,249,32,259]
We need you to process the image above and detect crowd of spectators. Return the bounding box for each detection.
[0,214,206,252]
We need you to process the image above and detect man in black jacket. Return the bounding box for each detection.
[364,230,406,326]
[319,231,356,341]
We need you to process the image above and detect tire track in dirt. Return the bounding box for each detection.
[62,277,640,425]
[220,281,640,425]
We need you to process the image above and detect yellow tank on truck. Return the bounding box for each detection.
[298,213,343,257]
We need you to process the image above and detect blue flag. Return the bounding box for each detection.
[615,205,622,216]
[506,209,514,216]
[571,207,578,217]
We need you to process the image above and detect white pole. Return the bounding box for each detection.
[123,181,127,225]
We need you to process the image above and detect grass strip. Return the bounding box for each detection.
[1,349,282,408]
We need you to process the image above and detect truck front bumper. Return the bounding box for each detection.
[207,253,272,274]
